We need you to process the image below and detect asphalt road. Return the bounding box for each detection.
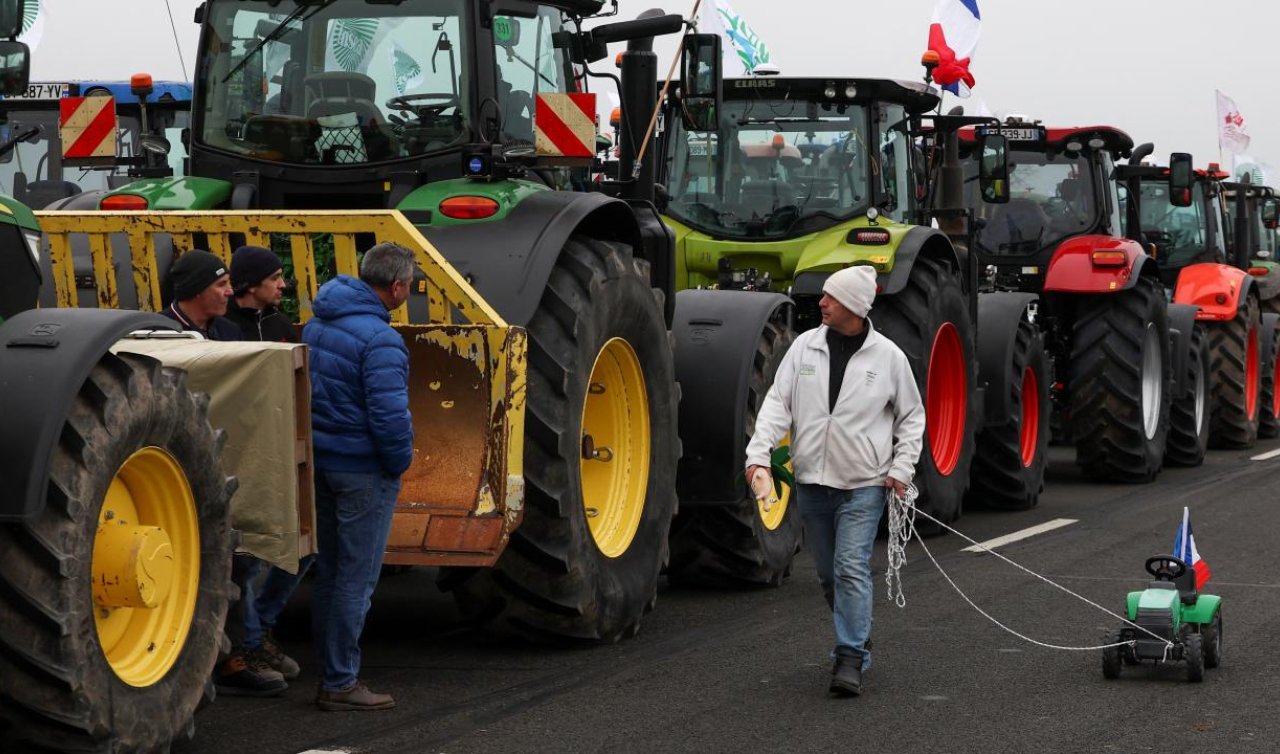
[176,439,1280,754]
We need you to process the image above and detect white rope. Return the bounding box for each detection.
[884,484,1172,656]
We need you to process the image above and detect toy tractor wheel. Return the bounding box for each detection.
[0,352,233,752]
[668,318,801,587]
[1102,630,1123,679]
[1257,317,1280,439]
[1069,276,1171,482]
[1207,295,1261,448]
[1184,633,1205,682]
[1165,320,1210,467]
[874,255,976,527]
[1203,610,1223,669]
[969,317,1050,509]
[451,236,679,642]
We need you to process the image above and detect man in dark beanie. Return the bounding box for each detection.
[226,245,297,343]
[163,249,241,341]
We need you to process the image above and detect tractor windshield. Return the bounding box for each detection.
[1138,180,1218,269]
[968,148,1100,256]
[0,101,190,207]
[665,98,872,238]
[198,0,471,165]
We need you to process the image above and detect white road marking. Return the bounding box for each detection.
[299,750,354,754]
[1251,447,1280,461]
[961,518,1078,553]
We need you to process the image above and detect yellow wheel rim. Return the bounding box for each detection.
[580,338,650,558]
[757,434,792,531]
[93,447,201,688]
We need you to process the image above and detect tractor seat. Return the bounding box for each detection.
[1148,571,1198,605]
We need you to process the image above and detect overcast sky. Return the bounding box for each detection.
[25,0,1280,170]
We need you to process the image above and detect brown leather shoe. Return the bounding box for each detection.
[316,683,395,711]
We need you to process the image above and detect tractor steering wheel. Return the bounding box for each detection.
[1145,555,1188,581]
[385,93,460,119]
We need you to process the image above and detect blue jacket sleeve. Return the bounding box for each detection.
[361,332,415,476]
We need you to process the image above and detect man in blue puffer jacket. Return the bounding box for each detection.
[303,242,416,711]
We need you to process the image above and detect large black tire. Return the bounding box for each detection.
[1184,633,1205,683]
[1068,276,1171,482]
[874,256,977,526]
[0,352,233,753]
[1165,320,1211,467]
[667,318,801,587]
[1257,319,1280,439]
[969,318,1050,510]
[450,236,679,642]
[1207,295,1261,449]
[1101,630,1122,680]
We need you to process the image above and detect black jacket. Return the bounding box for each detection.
[225,300,298,343]
[162,303,243,341]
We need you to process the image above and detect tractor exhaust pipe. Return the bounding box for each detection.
[1130,142,1154,166]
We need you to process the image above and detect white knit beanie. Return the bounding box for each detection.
[822,265,877,318]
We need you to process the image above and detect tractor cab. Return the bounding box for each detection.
[662,77,938,243]
[1127,162,1232,289]
[959,119,1133,290]
[167,0,597,209]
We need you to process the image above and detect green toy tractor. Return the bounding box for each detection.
[1102,555,1222,682]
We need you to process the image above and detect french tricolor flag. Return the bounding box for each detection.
[1173,506,1211,589]
[927,0,981,98]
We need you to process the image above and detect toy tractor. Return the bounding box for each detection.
[1102,555,1222,682]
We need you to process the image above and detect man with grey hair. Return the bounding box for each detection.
[303,242,416,711]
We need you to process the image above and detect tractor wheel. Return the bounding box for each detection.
[1184,633,1205,682]
[451,236,678,642]
[1207,295,1261,448]
[0,352,233,753]
[969,318,1049,510]
[667,318,800,587]
[1068,276,1171,482]
[1165,320,1210,467]
[874,256,976,526]
[1203,610,1223,669]
[1257,322,1280,439]
[1101,630,1123,680]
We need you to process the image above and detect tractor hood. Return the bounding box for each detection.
[667,215,910,291]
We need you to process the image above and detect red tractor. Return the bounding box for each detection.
[1124,159,1277,448]
[958,119,1184,482]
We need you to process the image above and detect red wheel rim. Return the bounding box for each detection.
[1246,325,1260,420]
[1020,366,1040,468]
[926,322,967,476]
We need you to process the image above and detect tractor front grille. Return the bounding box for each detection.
[1134,607,1175,641]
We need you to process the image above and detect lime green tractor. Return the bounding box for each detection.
[659,75,1050,516]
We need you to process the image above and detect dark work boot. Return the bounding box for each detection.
[214,652,287,697]
[829,654,863,697]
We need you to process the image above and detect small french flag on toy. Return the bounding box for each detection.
[1173,507,1211,589]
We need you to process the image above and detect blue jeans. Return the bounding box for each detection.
[244,555,314,651]
[797,484,887,669]
[311,469,401,693]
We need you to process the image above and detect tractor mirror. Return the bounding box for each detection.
[493,16,521,49]
[1263,198,1279,230]
[680,33,721,133]
[0,40,28,97]
[0,0,22,39]
[1168,152,1193,207]
[978,132,1009,204]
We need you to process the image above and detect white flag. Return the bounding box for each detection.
[1216,89,1250,155]
[696,0,775,77]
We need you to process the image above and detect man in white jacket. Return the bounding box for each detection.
[745,264,924,697]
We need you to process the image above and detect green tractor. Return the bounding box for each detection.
[659,74,1051,514]
[58,2,808,636]
[0,5,236,752]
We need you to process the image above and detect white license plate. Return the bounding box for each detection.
[984,127,1042,142]
[6,82,70,100]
